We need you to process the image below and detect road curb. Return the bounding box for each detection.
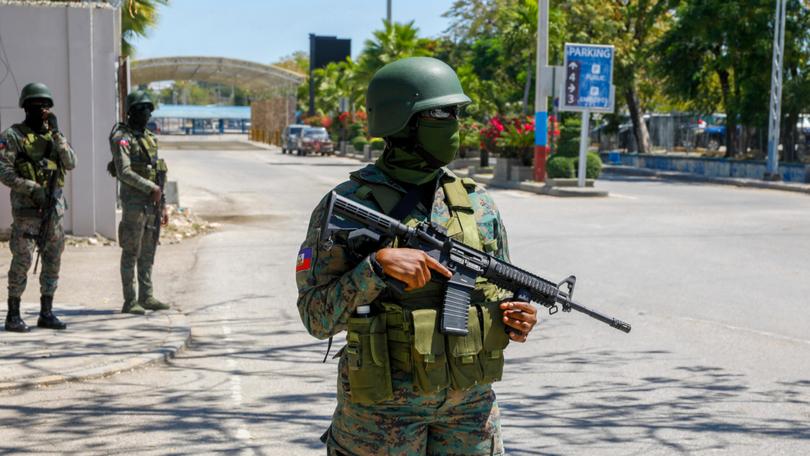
[603,165,810,195]
[0,310,191,392]
[457,171,609,197]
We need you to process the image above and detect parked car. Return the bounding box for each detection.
[298,127,334,156]
[281,124,308,154]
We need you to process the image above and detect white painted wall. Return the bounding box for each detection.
[0,1,119,239]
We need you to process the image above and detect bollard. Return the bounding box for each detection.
[363,144,372,162]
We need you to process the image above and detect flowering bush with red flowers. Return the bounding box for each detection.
[479,116,506,153]
[490,116,535,165]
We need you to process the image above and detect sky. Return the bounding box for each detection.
[131,0,457,65]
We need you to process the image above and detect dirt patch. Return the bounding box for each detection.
[198,213,279,226]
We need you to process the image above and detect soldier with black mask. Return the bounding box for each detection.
[0,82,77,332]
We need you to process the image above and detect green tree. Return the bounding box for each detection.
[354,20,437,92]
[121,0,169,58]
[274,51,309,75]
[563,0,679,155]
[657,0,777,157]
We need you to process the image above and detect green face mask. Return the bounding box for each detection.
[416,118,459,166]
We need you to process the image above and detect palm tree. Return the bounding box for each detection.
[354,20,436,91]
[120,0,169,58]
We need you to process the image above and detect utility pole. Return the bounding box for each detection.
[533,0,549,182]
[766,0,787,180]
[387,0,392,23]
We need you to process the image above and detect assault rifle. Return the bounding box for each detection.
[31,161,61,274]
[152,163,167,245]
[321,192,631,336]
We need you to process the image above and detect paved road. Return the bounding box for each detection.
[0,139,807,455]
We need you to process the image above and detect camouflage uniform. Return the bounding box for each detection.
[0,124,76,298]
[109,123,164,306]
[297,164,511,456]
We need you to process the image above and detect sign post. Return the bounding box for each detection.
[560,43,615,187]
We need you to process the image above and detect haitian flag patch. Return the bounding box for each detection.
[118,139,130,147]
[296,247,312,272]
[0,139,7,150]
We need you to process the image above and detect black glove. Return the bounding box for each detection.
[32,185,48,208]
[46,112,59,134]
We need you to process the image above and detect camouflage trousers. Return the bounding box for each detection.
[8,215,65,298]
[325,350,504,456]
[118,205,158,303]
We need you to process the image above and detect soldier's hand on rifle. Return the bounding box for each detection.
[161,206,169,226]
[500,301,538,343]
[45,112,59,133]
[31,185,48,208]
[375,247,452,291]
[150,186,162,204]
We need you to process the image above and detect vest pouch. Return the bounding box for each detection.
[345,313,393,405]
[447,305,484,390]
[107,160,117,178]
[15,161,37,182]
[410,308,449,393]
[479,302,511,384]
[156,158,168,173]
[131,163,157,182]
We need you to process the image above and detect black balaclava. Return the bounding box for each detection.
[23,100,51,134]
[128,104,152,132]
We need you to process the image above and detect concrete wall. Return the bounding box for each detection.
[603,152,810,183]
[0,1,119,238]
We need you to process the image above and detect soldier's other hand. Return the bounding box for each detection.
[45,112,59,133]
[150,187,162,204]
[31,185,48,208]
[500,301,538,343]
[161,207,169,226]
[375,247,452,291]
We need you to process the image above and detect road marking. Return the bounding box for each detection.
[610,193,639,200]
[222,325,253,447]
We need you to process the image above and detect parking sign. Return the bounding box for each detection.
[561,43,614,113]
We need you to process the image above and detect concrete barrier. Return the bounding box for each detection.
[602,152,810,183]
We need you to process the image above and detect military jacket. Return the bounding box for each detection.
[109,123,165,207]
[0,123,76,217]
[296,164,511,340]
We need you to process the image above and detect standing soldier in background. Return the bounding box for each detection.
[0,82,76,332]
[109,90,169,315]
[297,57,538,455]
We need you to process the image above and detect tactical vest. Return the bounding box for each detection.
[343,173,511,405]
[12,124,65,188]
[109,125,166,183]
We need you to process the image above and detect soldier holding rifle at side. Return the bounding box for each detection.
[109,90,169,315]
[0,82,76,332]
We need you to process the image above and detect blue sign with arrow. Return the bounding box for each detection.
[561,43,614,113]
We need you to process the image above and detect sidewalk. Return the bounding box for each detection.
[603,165,810,195]
[0,235,195,392]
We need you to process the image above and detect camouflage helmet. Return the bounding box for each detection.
[18,82,54,108]
[366,57,471,137]
[125,90,155,113]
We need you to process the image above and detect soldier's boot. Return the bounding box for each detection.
[5,297,31,333]
[121,301,146,315]
[37,295,67,330]
[140,296,169,311]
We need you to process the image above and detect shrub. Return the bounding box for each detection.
[352,136,368,152]
[573,152,603,179]
[547,155,574,179]
[369,137,385,151]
